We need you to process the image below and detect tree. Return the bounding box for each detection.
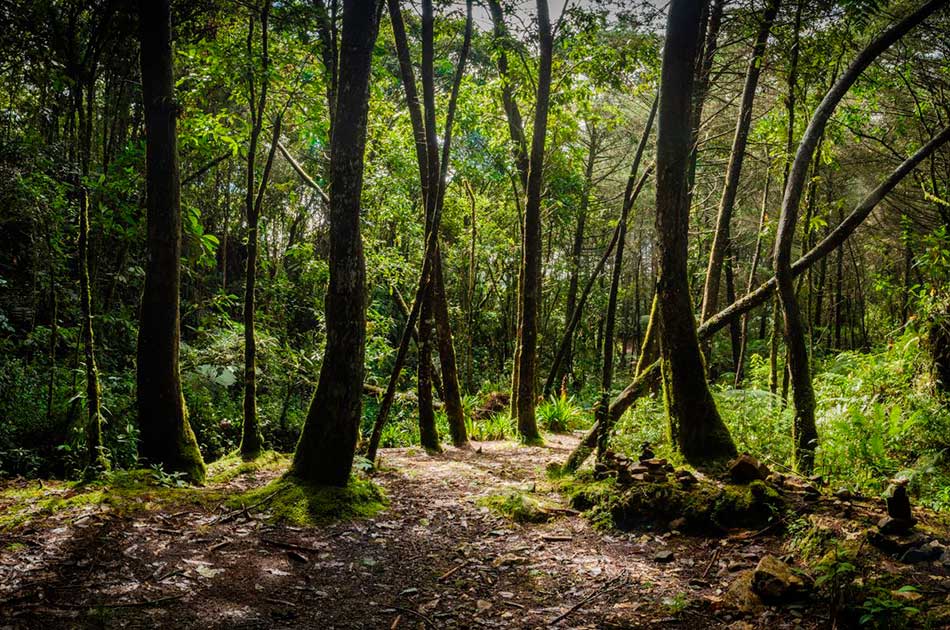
[513,0,553,442]
[654,0,737,464]
[240,0,279,459]
[773,0,947,473]
[136,0,206,482]
[700,0,781,337]
[291,0,381,486]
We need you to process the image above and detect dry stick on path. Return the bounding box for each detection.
[365,0,473,463]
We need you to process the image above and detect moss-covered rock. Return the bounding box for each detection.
[553,470,784,533]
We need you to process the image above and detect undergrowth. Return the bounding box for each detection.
[612,330,950,510]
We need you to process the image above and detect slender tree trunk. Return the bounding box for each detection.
[563,131,597,384]
[513,0,553,442]
[292,0,380,486]
[365,0,471,461]
[700,0,780,337]
[136,0,205,482]
[241,1,274,459]
[655,0,736,464]
[417,281,440,451]
[735,162,771,386]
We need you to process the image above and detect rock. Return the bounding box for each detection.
[834,487,854,500]
[728,454,770,483]
[885,481,913,521]
[900,544,942,564]
[867,529,926,555]
[669,517,687,531]
[877,515,916,535]
[675,469,697,486]
[641,458,667,470]
[750,555,807,602]
[654,550,675,563]
[724,571,762,612]
[639,442,655,461]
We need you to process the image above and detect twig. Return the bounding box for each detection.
[212,488,284,524]
[389,605,438,629]
[549,570,629,626]
[259,536,322,554]
[701,548,721,579]
[438,560,468,581]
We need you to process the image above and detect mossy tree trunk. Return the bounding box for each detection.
[291,0,380,486]
[655,0,736,465]
[136,0,205,482]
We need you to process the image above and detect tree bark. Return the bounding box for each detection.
[241,1,274,459]
[365,0,472,461]
[136,0,205,482]
[655,0,736,464]
[292,0,380,486]
[513,0,553,442]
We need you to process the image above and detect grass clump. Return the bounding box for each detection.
[536,394,587,433]
[229,474,386,525]
[477,489,558,523]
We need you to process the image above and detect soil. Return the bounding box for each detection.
[0,436,945,629]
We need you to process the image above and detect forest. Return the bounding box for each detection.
[1,0,950,627]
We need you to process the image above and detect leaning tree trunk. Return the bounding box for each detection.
[654,0,737,465]
[601,124,950,431]
[136,0,205,482]
[773,0,946,474]
[700,0,780,339]
[292,0,380,486]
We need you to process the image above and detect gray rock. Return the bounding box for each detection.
[885,482,913,521]
[654,549,675,563]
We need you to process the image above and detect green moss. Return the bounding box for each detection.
[206,450,290,484]
[551,470,784,532]
[228,475,386,525]
[0,471,228,532]
[477,489,557,523]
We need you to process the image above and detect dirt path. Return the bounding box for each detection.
[0,436,820,629]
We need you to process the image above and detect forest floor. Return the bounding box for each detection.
[1,435,948,629]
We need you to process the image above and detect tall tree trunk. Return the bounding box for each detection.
[563,130,597,386]
[365,0,471,462]
[136,0,205,482]
[514,0,553,442]
[700,0,780,337]
[772,0,946,474]
[735,162,771,386]
[655,0,736,464]
[241,1,274,459]
[292,0,380,486]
